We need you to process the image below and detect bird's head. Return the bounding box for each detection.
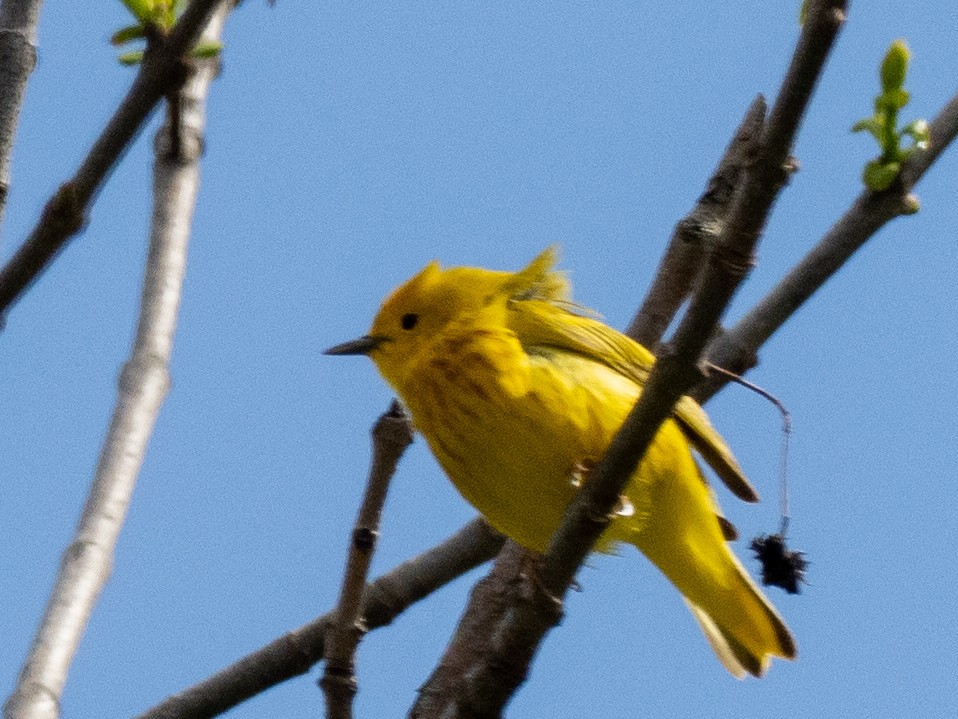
[325,246,566,389]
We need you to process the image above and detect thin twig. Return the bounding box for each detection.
[2,9,231,719]
[131,519,504,719]
[0,0,43,239]
[705,363,793,526]
[697,90,958,403]
[0,0,229,320]
[625,98,768,348]
[320,402,414,719]
[410,2,848,715]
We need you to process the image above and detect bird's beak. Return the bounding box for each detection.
[324,335,385,356]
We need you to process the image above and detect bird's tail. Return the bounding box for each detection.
[631,524,796,677]
[679,553,797,678]
[625,446,797,677]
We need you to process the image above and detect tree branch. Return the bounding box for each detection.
[0,0,43,238]
[2,9,231,719]
[697,89,958,402]
[0,0,230,321]
[625,97,767,348]
[409,2,848,715]
[131,519,504,719]
[320,402,413,719]
[410,541,540,717]
[133,5,953,716]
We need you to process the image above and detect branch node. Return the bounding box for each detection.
[711,242,757,281]
[317,663,358,698]
[673,215,710,247]
[828,6,848,24]
[47,182,87,238]
[352,526,378,552]
[516,555,564,626]
[783,154,801,179]
[372,399,414,450]
[900,192,921,215]
[154,121,204,164]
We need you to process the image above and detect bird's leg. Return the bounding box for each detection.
[570,456,633,518]
[568,457,595,488]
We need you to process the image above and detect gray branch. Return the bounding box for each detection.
[131,519,504,719]
[321,402,414,719]
[697,90,958,402]
[2,8,231,719]
[0,0,43,239]
[409,2,849,715]
[0,0,230,320]
[625,99,768,348]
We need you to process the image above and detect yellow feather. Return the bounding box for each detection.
[328,248,796,676]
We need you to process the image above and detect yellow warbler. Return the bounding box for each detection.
[326,247,795,677]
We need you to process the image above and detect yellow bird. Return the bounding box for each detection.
[326,247,796,677]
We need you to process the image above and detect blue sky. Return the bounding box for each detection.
[2,2,957,717]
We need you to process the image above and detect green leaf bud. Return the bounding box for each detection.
[880,40,909,92]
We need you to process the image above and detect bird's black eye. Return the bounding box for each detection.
[400,313,419,330]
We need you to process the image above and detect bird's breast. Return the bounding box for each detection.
[398,328,641,551]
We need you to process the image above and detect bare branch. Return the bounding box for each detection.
[550,0,845,620]
[320,402,413,719]
[698,90,958,402]
[625,98,767,348]
[410,2,848,714]
[0,0,43,236]
[2,9,231,719]
[132,519,504,719]
[0,0,231,320]
[129,6,952,716]
[412,542,540,716]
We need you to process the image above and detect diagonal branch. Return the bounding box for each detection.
[0,0,230,320]
[2,8,232,719]
[552,0,848,620]
[409,2,849,715]
[625,98,768,348]
[697,90,958,402]
[131,519,504,719]
[0,0,44,238]
[320,402,414,719]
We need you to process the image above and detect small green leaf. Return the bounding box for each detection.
[876,88,910,113]
[118,50,145,66]
[854,39,927,192]
[120,0,156,23]
[158,5,177,29]
[862,160,900,192]
[880,40,910,92]
[191,40,223,59]
[851,117,882,138]
[111,24,146,46]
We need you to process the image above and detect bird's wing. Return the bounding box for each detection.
[673,396,758,501]
[507,299,758,502]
